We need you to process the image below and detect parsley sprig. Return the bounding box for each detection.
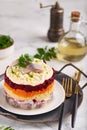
[0,35,12,49]
[0,126,14,130]
[34,46,56,61]
[17,47,56,68]
[18,54,34,68]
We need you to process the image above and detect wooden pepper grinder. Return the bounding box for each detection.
[40,1,64,42]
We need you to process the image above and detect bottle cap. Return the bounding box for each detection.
[71,11,80,22]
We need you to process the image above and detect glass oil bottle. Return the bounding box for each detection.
[57,11,87,62]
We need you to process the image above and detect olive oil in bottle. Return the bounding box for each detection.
[57,11,87,62]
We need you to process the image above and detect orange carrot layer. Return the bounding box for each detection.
[4,81,54,98]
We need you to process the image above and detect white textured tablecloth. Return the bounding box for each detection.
[0,0,87,130]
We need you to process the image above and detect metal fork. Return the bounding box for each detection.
[62,78,72,97]
[58,78,72,130]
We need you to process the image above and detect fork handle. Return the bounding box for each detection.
[58,102,65,130]
[71,94,78,128]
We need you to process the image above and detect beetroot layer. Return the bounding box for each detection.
[4,68,56,92]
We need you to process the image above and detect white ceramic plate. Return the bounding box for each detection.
[0,80,65,116]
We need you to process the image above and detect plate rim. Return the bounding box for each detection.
[0,80,65,116]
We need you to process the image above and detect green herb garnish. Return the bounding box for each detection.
[18,54,34,68]
[11,69,15,74]
[0,126,14,130]
[17,47,56,68]
[29,73,33,78]
[0,35,12,49]
[34,46,56,61]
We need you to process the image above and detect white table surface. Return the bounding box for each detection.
[0,0,87,130]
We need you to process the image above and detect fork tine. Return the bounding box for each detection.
[62,78,66,93]
[62,78,72,97]
[70,78,72,93]
[65,78,67,93]
[68,78,72,97]
[66,78,69,97]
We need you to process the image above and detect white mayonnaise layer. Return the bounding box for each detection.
[6,58,53,86]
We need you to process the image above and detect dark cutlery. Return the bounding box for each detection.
[58,78,72,130]
[72,71,81,128]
